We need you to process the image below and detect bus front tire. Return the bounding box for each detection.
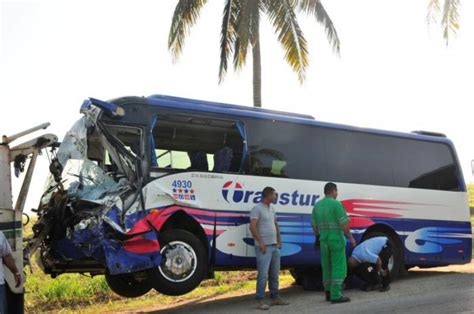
[105,270,152,298]
[152,229,207,296]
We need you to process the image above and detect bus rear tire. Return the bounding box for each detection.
[364,231,403,280]
[151,229,207,296]
[105,270,152,298]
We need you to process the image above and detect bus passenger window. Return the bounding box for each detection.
[249,148,288,177]
[151,114,244,173]
[245,120,327,180]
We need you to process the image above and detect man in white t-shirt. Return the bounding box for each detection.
[0,231,22,313]
[249,187,289,310]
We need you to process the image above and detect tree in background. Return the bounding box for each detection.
[427,0,461,45]
[467,183,474,209]
[168,0,461,108]
[168,0,339,107]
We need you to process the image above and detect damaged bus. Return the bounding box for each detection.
[25,95,473,297]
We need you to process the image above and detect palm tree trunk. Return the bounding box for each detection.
[252,31,262,108]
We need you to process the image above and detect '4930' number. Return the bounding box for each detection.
[172,180,192,189]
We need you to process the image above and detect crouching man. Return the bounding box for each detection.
[347,236,392,292]
[250,187,289,310]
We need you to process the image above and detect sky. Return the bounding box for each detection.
[1,0,473,212]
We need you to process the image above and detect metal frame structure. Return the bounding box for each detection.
[0,123,57,313]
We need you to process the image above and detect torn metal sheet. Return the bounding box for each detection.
[30,104,161,277]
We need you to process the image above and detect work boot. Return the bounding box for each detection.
[257,300,270,310]
[271,297,290,306]
[362,283,381,292]
[379,285,390,292]
[331,296,351,304]
[325,291,331,301]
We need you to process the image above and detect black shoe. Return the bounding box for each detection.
[331,296,351,304]
[362,284,377,292]
[325,291,331,301]
[379,285,390,292]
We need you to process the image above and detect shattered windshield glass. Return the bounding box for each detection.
[40,111,136,207]
[61,159,124,202]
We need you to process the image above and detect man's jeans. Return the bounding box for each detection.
[0,284,6,314]
[255,244,281,300]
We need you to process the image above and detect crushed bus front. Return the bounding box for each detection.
[26,99,165,297]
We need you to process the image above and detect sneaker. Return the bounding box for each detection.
[331,296,351,304]
[257,301,270,310]
[271,297,290,306]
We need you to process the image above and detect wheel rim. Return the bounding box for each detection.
[388,255,394,272]
[159,241,197,283]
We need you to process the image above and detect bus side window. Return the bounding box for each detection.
[249,147,288,177]
[245,120,327,180]
[151,115,243,173]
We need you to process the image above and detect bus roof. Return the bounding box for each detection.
[148,94,316,120]
[109,94,454,146]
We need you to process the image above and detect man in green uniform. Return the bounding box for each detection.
[312,182,356,304]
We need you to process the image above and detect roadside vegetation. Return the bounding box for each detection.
[25,264,291,313]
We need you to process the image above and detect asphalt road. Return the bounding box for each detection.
[143,262,474,314]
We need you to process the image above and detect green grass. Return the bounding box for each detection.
[25,271,111,311]
[24,268,292,313]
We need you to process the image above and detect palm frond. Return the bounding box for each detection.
[232,0,251,71]
[233,0,262,71]
[219,0,239,82]
[264,0,309,83]
[441,0,460,45]
[298,0,340,55]
[426,0,441,25]
[168,0,208,61]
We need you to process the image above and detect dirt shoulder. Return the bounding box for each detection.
[129,261,474,314]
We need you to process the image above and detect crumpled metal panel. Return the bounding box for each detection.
[38,107,161,275]
[69,216,105,258]
[103,230,160,275]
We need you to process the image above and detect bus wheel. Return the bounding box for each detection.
[105,270,152,298]
[151,229,207,296]
[364,231,403,280]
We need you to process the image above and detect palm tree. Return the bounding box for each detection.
[168,0,340,107]
[427,0,461,45]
